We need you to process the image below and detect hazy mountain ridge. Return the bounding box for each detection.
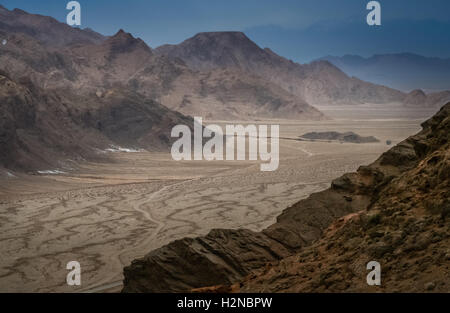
[319,53,450,93]
[0,5,447,172]
[0,6,324,120]
[403,89,450,108]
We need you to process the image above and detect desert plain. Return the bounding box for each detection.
[0,104,438,292]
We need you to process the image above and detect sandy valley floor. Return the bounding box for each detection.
[0,105,438,292]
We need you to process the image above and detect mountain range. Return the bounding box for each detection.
[1,4,449,294]
[0,5,448,171]
[156,32,450,108]
[0,6,322,170]
[156,32,406,107]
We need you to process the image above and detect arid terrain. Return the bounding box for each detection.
[0,106,436,292]
[122,103,449,293]
[0,5,447,294]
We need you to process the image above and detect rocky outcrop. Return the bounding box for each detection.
[300,131,379,143]
[229,103,450,293]
[122,103,449,293]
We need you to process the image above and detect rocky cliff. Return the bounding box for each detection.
[230,103,450,293]
[122,103,450,292]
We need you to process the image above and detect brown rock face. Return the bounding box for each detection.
[0,8,196,171]
[0,71,192,171]
[233,104,450,293]
[122,103,450,293]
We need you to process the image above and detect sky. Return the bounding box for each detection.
[2,0,450,62]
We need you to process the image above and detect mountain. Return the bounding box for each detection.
[319,53,450,93]
[65,30,324,120]
[155,68,324,120]
[0,7,325,170]
[0,70,192,171]
[403,89,450,108]
[0,5,105,47]
[0,9,193,171]
[122,103,450,293]
[230,105,450,292]
[0,6,324,121]
[155,32,407,106]
[244,19,450,66]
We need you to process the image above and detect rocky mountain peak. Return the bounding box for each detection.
[404,89,428,106]
[190,31,255,46]
[104,29,152,55]
[114,29,132,38]
[409,89,427,97]
[155,31,270,71]
[12,8,27,15]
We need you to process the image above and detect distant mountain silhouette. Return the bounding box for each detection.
[319,53,450,92]
[245,19,450,65]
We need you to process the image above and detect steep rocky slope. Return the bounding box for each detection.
[122,103,450,293]
[67,30,323,120]
[0,71,102,171]
[0,5,105,47]
[155,32,406,106]
[0,10,193,171]
[230,104,450,293]
[0,71,192,171]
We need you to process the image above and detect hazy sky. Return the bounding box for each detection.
[2,0,450,62]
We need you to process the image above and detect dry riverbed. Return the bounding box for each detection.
[0,106,435,292]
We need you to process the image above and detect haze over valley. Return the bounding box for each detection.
[0,4,448,293]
